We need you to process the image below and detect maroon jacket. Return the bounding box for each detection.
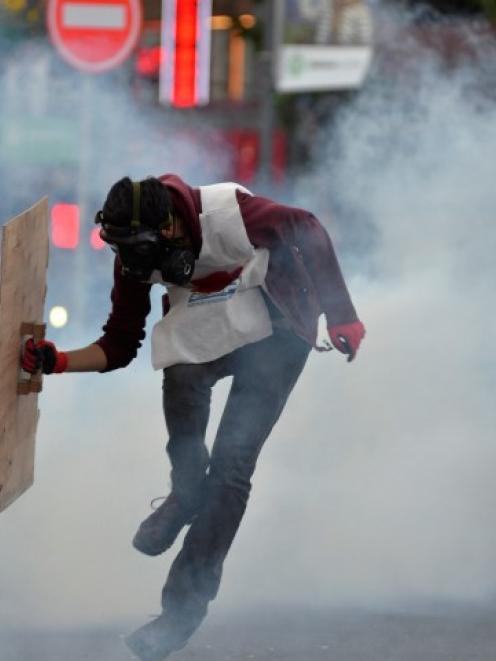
[96,174,358,371]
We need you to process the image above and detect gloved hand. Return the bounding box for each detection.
[21,339,68,375]
[328,320,365,362]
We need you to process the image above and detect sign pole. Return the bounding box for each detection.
[258,0,276,187]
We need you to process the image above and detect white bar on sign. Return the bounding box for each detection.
[196,0,213,105]
[63,3,126,29]
[159,0,176,105]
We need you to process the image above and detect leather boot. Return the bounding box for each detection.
[132,494,196,557]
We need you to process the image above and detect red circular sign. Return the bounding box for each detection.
[47,0,142,73]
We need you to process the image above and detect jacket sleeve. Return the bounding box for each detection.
[292,210,358,324]
[94,256,152,371]
[237,191,358,325]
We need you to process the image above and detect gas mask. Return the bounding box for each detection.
[94,182,195,286]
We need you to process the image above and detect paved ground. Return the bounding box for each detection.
[1,607,496,661]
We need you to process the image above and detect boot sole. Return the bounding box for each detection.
[125,618,189,661]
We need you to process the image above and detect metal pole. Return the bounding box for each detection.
[257,0,276,188]
[75,74,93,328]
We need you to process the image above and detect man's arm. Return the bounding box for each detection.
[21,256,152,375]
[21,340,108,375]
[94,256,152,371]
[292,211,358,324]
[237,191,357,324]
[237,190,365,360]
[64,344,108,372]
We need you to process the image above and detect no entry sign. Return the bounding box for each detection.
[47,0,142,73]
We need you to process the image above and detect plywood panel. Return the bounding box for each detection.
[0,198,49,512]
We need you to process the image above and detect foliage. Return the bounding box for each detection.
[479,0,496,19]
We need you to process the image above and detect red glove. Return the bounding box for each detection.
[328,320,365,362]
[21,339,68,375]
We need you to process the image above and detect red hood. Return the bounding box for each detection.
[158,173,202,257]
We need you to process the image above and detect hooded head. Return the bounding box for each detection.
[95,176,195,285]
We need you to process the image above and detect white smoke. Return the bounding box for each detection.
[223,4,496,612]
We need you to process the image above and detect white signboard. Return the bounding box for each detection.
[275,0,373,92]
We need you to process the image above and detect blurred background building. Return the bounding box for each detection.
[0,0,495,331]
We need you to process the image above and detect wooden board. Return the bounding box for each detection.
[0,198,49,512]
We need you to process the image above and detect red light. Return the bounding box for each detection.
[173,0,198,107]
[136,46,163,77]
[51,204,80,249]
[90,227,106,251]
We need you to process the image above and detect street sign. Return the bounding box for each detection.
[275,0,373,93]
[47,0,142,73]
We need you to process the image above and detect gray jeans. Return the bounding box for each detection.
[160,327,310,641]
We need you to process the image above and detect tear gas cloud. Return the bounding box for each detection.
[1,3,496,634]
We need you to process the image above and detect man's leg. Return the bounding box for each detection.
[159,330,311,648]
[163,362,217,508]
[133,360,227,557]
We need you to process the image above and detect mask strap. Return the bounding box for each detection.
[131,181,141,228]
[159,212,174,233]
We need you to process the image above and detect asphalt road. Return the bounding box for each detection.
[1,607,496,661]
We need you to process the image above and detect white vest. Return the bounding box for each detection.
[150,183,273,369]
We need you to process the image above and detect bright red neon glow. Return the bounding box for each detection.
[174,0,198,107]
[135,46,162,77]
[90,227,106,250]
[51,203,80,249]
